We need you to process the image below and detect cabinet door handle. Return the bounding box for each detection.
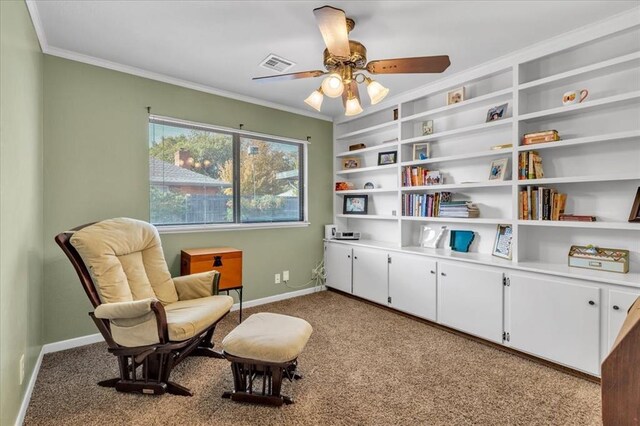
[613,305,620,311]
[440,272,446,277]
[588,300,595,306]
[430,270,436,274]
[347,255,351,258]
[354,256,358,260]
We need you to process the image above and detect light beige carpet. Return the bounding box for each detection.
[25,290,601,425]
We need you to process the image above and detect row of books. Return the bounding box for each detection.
[402,192,480,218]
[518,151,544,180]
[518,186,566,220]
[402,167,442,187]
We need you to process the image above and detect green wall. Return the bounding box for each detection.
[0,1,44,424]
[43,55,333,343]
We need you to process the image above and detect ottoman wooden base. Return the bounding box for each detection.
[221,354,302,406]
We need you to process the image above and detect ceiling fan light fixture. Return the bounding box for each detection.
[304,87,324,111]
[321,72,344,98]
[344,91,363,116]
[365,77,389,105]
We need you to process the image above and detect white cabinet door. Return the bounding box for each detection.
[438,262,504,343]
[352,246,388,305]
[324,243,352,293]
[388,253,437,321]
[608,289,640,352]
[509,273,601,375]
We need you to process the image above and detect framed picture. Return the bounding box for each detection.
[393,108,399,121]
[493,224,513,259]
[378,151,397,165]
[629,187,640,223]
[343,195,368,215]
[364,182,375,189]
[422,120,434,135]
[489,158,509,181]
[413,143,430,161]
[486,103,508,122]
[342,157,361,169]
[447,87,465,105]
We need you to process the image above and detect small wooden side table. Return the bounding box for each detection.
[181,247,244,321]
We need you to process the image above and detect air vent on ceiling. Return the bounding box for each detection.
[259,54,295,73]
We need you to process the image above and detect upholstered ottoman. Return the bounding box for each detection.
[221,312,313,406]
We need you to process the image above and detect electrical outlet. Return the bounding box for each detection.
[283,270,289,282]
[275,273,281,284]
[19,354,25,385]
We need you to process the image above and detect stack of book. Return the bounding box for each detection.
[559,214,597,222]
[402,166,442,187]
[439,201,480,218]
[519,186,567,220]
[402,192,452,217]
[522,130,560,145]
[518,151,544,180]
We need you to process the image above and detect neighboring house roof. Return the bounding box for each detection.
[149,157,231,187]
[275,169,299,180]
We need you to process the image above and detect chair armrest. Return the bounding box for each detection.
[173,271,220,301]
[94,298,169,344]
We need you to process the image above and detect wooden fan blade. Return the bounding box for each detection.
[366,55,451,74]
[313,5,351,58]
[342,81,360,107]
[252,70,325,82]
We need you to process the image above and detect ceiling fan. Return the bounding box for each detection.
[253,5,451,116]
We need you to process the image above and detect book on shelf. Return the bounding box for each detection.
[522,130,560,145]
[519,186,567,220]
[518,151,544,180]
[402,166,443,186]
[559,214,597,222]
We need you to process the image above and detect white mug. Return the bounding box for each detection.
[562,89,589,105]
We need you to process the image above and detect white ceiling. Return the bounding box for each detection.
[30,1,639,120]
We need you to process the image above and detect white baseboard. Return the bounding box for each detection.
[15,284,325,425]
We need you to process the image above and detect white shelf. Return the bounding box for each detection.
[518,91,640,122]
[335,214,398,221]
[335,188,397,195]
[401,88,513,122]
[401,181,513,191]
[335,140,399,158]
[400,118,513,145]
[518,220,640,230]
[335,121,398,140]
[335,164,397,176]
[517,175,640,185]
[519,51,640,91]
[515,261,640,288]
[402,216,510,224]
[516,130,640,152]
[402,148,512,166]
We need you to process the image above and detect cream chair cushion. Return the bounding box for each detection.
[166,295,234,341]
[222,313,313,363]
[70,218,178,305]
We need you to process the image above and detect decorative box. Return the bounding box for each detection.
[349,143,366,151]
[568,245,629,274]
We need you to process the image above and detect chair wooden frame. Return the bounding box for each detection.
[55,223,231,396]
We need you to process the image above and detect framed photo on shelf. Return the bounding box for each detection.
[378,151,397,165]
[447,87,465,105]
[492,224,513,259]
[422,120,434,135]
[364,182,375,189]
[342,157,361,170]
[629,187,640,223]
[486,103,508,122]
[489,158,510,181]
[413,143,430,161]
[343,195,368,215]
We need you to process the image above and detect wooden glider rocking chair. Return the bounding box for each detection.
[55,218,234,396]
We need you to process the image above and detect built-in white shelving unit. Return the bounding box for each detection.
[331,17,640,280]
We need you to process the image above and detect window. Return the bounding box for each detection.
[149,116,306,229]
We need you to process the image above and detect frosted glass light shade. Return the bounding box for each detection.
[366,79,389,105]
[345,96,363,116]
[321,73,344,98]
[304,88,324,111]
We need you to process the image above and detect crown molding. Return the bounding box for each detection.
[24,1,333,123]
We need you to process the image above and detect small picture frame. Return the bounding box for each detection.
[422,120,434,135]
[378,151,397,165]
[342,157,361,169]
[343,195,368,215]
[489,158,510,181]
[629,187,640,223]
[492,224,513,259]
[413,143,430,161]
[393,108,399,121]
[447,87,465,105]
[486,103,508,122]
[364,182,375,189]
